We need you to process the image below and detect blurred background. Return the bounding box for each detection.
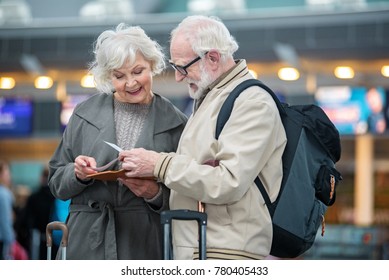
[0,0,389,259]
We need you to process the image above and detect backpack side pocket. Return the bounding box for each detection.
[314,165,342,206]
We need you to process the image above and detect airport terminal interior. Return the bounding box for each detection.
[1,0,389,259]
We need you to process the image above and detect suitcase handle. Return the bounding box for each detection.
[46,221,68,260]
[161,209,207,224]
[161,210,207,260]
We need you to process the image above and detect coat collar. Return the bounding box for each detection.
[193,59,251,112]
[74,92,185,135]
[194,59,250,112]
[213,59,250,90]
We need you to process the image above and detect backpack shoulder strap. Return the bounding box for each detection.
[215,79,283,216]
[215,79,285,139]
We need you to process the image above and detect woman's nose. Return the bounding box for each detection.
[126,78,136,86]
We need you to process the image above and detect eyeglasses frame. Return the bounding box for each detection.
[169,52,209,76]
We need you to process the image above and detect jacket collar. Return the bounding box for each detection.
[213,59,250,90]
[194,59,250,111]
[74,92,184,135]
[74,93,114,130]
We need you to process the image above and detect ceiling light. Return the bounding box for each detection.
[0,77,16,89]
[80,74,95,88]
[34,76,53,89]
[278,67,300,81]
[334,66,354,79]
[381,65,389,77]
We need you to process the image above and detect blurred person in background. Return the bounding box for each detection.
[0,160,15,260]
[366,87,386,134]
[16,166,56,259]
[48,23,187,260]
[12,184,30,248]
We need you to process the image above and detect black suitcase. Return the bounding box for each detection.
[160,209,207,260]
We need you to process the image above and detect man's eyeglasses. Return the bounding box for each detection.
[169,52,208,76]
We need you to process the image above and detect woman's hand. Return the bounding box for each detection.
[118,177,159,199]
[74,155,97,181]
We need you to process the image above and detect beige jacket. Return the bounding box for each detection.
[155,60,287,259]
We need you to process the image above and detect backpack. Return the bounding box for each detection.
[216,79,342,258]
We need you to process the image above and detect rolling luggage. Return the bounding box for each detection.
[46,221,68,260]
[160,209,207,260]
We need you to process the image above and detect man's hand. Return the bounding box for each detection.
[119,148,160,178]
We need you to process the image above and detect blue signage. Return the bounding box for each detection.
[315,86,388,135]
[0,97,33,137]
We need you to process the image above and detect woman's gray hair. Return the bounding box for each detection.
[170,15,239,62]
[90,23,166,93]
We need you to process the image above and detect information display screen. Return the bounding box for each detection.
[315,86,388,135]
[0,97,33,137]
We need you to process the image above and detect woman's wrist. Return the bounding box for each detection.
[144,184,163,204]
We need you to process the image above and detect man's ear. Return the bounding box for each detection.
[207,50,219,62]
[207,50,220,70]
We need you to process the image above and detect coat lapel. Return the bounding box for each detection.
[136,93,185,150]
[74,93,118,165]
[75,93,116,143]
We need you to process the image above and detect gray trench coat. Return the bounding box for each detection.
[48,93,187,259]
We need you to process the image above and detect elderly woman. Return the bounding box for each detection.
[48,23,187,260]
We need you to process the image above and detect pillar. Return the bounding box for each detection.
[354,134,374,226]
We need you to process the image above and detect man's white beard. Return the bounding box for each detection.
[187,63,215,100]
[188,85,203,100]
